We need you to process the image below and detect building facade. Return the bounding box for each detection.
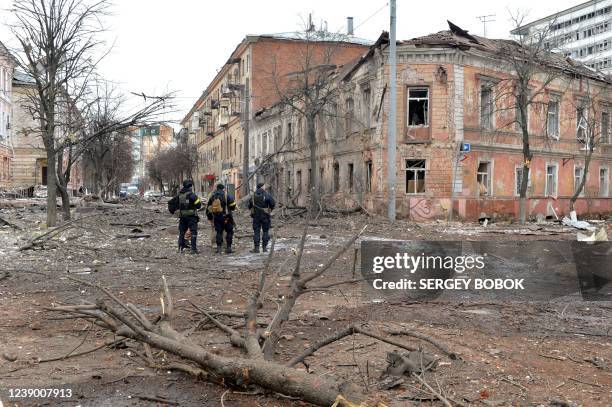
[131,124,174,192]
[181,31,369,199]
[254,26,612,220]
[514,0,612,73]
[0,41,15,188]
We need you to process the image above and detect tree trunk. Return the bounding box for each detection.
[569,147,593,213]
[518,98,532,225]
[57,148,72,221]
[307,116,319,215]
[46,150,58,227]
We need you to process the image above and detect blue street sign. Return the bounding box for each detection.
[460,142,471,152]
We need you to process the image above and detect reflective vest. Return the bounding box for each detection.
[178,192,196,217]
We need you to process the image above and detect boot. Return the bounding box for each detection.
[225,246,233,254]
[262,243,268,253]
[250,244,260,253]
[190,235,198,254]
[216,245,222,254]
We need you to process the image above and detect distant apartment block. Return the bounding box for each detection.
[514,0,612,72]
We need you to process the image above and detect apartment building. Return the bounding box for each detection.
[253,24,611,220]
[514,0,612,73]
[0,41,15,188]
[181,29,369,198]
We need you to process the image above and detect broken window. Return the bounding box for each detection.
[480,86,494,129]
[407,88,428,126]
[600,167,609,197]
[362,88,371,128]
[547,101,559,138]
[515,166,530,196]
[477,162,491,196]
[347,163,354,192]
[576,107,588,141]
[405,159,426,194]
[545,164,558,196]
[365,160,373,193]
[601,112,609,144]
[333,162,340,193]
[574,166,584,195]
[286,122,293,145]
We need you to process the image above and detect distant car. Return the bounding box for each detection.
[127,186,138,195]
[119,190,128,198]
[144,190,163,200]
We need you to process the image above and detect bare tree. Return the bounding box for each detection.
[8,0,111,226]
[496,13,566,224]
[569,76,611,211]
[269,18,357,214]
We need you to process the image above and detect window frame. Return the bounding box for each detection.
[480,84,495,130]
[599,166,609,197]
[407,87,429,127]
[405,159,426,194]
[477,160,493,197]
[601,110,610,144]
[514,165,531,196]
[574,164,585,196]
[545,163,559,197]
[546,99,560,139]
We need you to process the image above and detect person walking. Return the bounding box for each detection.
[169,180,202,254]
[248,182,275,253]
[206,184,237,254]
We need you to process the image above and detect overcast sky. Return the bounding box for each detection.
[0,0,581,127]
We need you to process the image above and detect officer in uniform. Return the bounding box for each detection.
[176,180,202,254]
[248,182,275,253]
[206,184,237,254]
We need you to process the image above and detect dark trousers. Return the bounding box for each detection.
[252,214,271,247]
[213,215,233,247]
[178,216,198,251]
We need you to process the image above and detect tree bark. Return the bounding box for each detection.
[45,149,58,227]
[307,115,320,215]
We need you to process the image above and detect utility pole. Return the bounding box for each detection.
[236,79,250,198]
[477,14,496,37]
[388,0,397,221]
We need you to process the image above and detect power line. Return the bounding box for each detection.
[477,14,496,37]
[354,2,389,32]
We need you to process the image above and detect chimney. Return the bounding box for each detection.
[347,16,354,36]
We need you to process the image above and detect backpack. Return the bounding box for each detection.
[251,191,271,216]
[210,191,226,214]
[167,195,179,214]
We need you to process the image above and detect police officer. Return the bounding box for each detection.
[206,184,237,254]
[176,180,202,254]
[248,182,275,253]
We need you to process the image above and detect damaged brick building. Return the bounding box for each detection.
[253,23,612,220]
[180,30,369,198]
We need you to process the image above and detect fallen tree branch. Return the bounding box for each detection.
[37,339,126,363]
[385,328,458,360]
[411,372,453,407]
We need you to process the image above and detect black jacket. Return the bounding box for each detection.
[248,187,276,217]
[176,187,202,218]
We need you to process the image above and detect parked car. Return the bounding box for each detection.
[119,190,128,198]
[144,190,163,200]
[127,186,138,196]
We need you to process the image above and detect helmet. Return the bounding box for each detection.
[183,179,193,188]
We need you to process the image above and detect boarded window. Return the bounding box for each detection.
[405,160,425,194]
[407,88,428,126]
